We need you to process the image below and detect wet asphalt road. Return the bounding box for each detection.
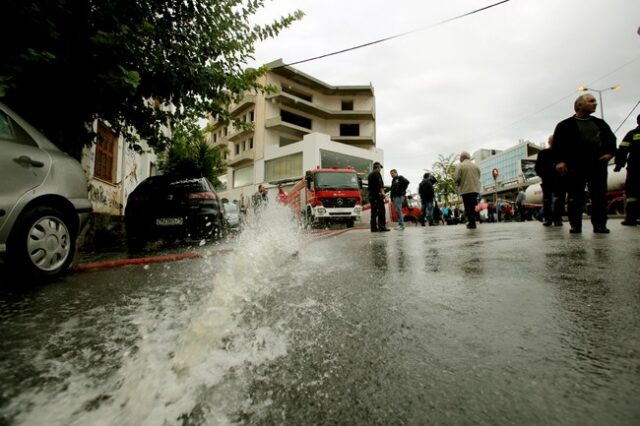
[0,217,639,425]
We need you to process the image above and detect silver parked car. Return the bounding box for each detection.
[0,102,92,277]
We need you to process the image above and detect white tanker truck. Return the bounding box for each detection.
[524,164,627,215]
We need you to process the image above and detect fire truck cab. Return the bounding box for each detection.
[288,167,363,228]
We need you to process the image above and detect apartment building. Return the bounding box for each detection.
[209,59,383,207]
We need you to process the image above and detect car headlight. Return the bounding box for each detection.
[317,207,326,215]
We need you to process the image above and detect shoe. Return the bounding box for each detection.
[379,227,391,232]
[621,221,637,226]
[553,222,563,226]
[371,228,378,232]
[466,224,477,229]
[593,227,610,234]
[569,227,582,234]
[542,221,552,227]
[394,225,405,230]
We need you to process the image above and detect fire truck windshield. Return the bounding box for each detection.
[315,172,360,190]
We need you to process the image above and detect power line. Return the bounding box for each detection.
[614,100,640,134]
[274,0,512,69]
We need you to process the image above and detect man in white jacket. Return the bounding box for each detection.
[454,151,482,229]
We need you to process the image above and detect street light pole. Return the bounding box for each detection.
[578,85,621,120]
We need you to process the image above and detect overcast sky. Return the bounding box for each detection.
[248,0,640,188]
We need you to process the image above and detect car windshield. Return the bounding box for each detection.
[314,172,359,189]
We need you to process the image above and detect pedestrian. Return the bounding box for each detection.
[552,93,616,233]
[454,151,481,229]
[535,135,566,226]
[515,189,527,222]
[418,173,436,226]
[389,169,410,230]
[276,184,289,205]
[614,113,640,226]
[368,161,390,232]
[253,184,268,213]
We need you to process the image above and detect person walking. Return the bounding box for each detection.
[368,162,390,232]
[535,135,565,226]
[614,113,640,226]
[418,173,436,226]
[390,169,410,230]
[552,93,616,234]
[515,189,527,222]
[454,151,481,229]
[253,184,268,212]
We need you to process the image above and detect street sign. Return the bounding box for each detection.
[492,168,499,179]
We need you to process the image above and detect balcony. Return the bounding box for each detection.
[228,149,255,167]
[331,135,375,146]
[230,94,256,116]
[266,92,374,120]
[228,125,254,142]
[265,117,312,138]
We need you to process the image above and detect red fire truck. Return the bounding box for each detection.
[287,167,363,228]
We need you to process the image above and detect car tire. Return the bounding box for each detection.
[8,206,75,277]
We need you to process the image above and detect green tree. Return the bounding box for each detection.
[1,0,303,158]
[158,121,227,188]
[431,153,459,206]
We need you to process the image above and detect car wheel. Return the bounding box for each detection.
[8,206,75,277]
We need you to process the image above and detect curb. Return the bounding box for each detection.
[71,228,352,272]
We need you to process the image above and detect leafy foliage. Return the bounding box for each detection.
[158,122,227,187]
[1,0,303,158]
[431,153,459,205]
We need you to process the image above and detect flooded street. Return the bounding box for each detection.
[1,206,639,425]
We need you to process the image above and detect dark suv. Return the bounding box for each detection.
[124,176,224,248]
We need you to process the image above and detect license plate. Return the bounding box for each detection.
[156,217,183,226]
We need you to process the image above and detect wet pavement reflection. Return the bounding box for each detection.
[0,217,639,425]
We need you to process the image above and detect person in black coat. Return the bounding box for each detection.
[552,94,616,234]
[614,114,640,226]
[535,135,565,226]
[418,173,436,226]
[367,162,389,232]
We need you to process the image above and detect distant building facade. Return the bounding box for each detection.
[208,59,383,207]
[474,140,543,200]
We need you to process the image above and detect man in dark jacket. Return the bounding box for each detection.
[552,94,616,234]
[614,114,640,226]
[390,169,410,230]
[418,173,436,226]
[367,162,389,232]
[535,135,565,226]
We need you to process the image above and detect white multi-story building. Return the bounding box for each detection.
[209,59,383,207]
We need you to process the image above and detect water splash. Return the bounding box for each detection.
[9,202,304,425]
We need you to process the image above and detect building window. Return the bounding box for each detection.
[265,153,303,181]
[320,149,371,174]
[340,124,360,137]
[235,143,240,155]
[249,138,254,149]
[279,136,300,147]
[249,111,255,122]
[95,122,117,182]
[341,100,354,111]
[281,110,312,129]
[233,165,254,188]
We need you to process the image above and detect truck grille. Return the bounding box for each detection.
[320,197,358,208]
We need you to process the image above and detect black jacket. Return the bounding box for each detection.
[552,115,616,171]
[390,175,410,198]
[367,170,384,198]
[615,126,640,171]
[534,148,557,182]
[418,178,435,202]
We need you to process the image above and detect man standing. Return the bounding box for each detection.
[389,168,410,230]
[535,135,565,226]
[614,114,640,226]
[515,189,527,222]
[368,162,390,232]
[552,94,616,234]
[454,151,481,229]
[418,173,436,226]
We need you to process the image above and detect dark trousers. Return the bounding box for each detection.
[624,168,638,222]
[370,196,386,231]
[541,181,566,223]
[462,193,478,227]
[566,166,608,230]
